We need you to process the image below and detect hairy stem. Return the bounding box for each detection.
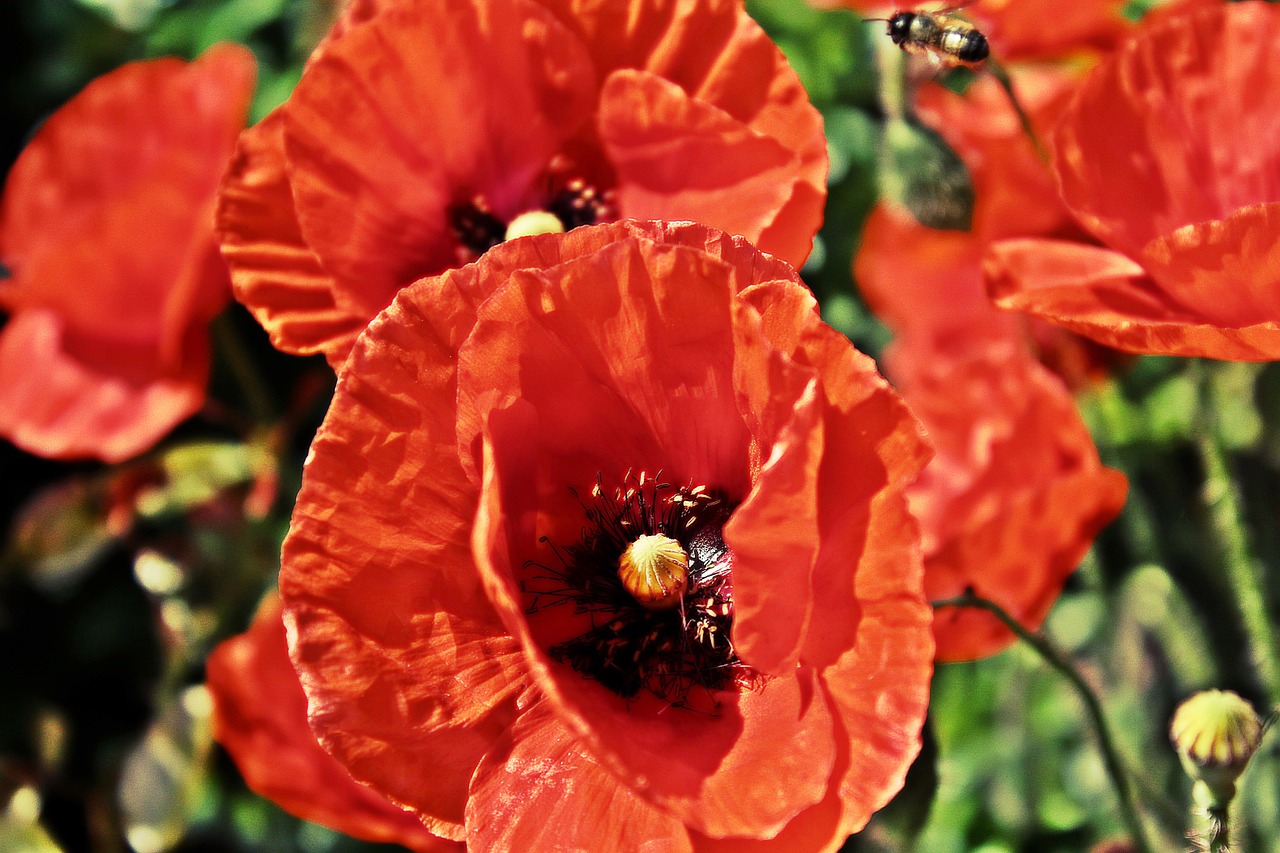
[932,591,1154,853]
[1191,360,1280,704]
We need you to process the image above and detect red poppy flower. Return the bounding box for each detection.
[891,337,1127,661]
[206,594,458,851]
[987,2,1280,361]
[279,220,933,848]
[827,0,1130,61]
[218,0,826,367]
[0,46,255,462]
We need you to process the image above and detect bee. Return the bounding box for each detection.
[874,4,990,70]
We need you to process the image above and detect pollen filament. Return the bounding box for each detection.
[618,534,689,609]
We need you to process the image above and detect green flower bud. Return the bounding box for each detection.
[1169,689,1262,808]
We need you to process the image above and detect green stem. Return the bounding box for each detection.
[932,591,1155,853]
[212,312,275,424]
[987,58,1050,166]
[1191,360,1280,704]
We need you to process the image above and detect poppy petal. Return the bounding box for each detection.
[207,596,458,852]
[466,702,694,852]
[456,238,755,501]
[282,0,598,315]
[599,69,799,262]
[1053,2,1280,257]
[898,342,1128,660]
[988,238,1280,359]
[217,111,362,366]
[1138,202,1280,327]
[280,272,528,839]
[0,310,206,463]
[538,0,826,265]
[823,579,933,831]
[0,45,253,461]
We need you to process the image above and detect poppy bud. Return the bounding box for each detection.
[1169,689,1262,807]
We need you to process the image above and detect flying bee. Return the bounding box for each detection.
[872,4,990,70]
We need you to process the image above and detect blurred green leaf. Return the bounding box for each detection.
[136,440,256,519]
[7,478,118,593]
[1208,362,1263,450]
[146,0,289,55]
[75,0,162,30]
[878,117,974,231]
[118,686,215,853]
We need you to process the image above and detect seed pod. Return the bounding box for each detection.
[618,534,689,610]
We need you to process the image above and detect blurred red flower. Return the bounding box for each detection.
[206,594,458,852]
[896,338,1127,661]
[0,46,255,462]
[280,221,933,848]
[218,0,826,367]
[987,1,1280,361]
[828,0,1130,61]
[857,68,1128,660]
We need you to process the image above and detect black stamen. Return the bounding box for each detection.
[523,471,761,711]
[448,198,506,261]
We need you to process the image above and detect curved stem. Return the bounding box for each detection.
[986,58,1049,166]
[1191,360,1280,704]
[932,591,1155,853]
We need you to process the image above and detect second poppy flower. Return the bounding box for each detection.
[218,0,827,366]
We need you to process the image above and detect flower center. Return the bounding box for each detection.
[448,163,617,263]
[618,533,689,609]
[524,471,761,710]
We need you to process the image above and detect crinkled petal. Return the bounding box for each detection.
[0,310,206,462]
[217,111,362,366]
[466,701,693,852]
[731,281,931,669]
[207,596,458,852]
[1138,202,1280,327]
[1053,2,1280,256]
[280,271,528,839]
[988,238,1280,359]
[821,564,933,834]
[456,238,756,504]
[282,0,597,317]
[538,0,826,265]
[600,69,798,260]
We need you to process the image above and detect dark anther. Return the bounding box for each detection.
[547,178,617,231]
[448,198,506,260]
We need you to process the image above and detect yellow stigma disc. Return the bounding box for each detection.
[504,210,565,241]
[618,534,689,610]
